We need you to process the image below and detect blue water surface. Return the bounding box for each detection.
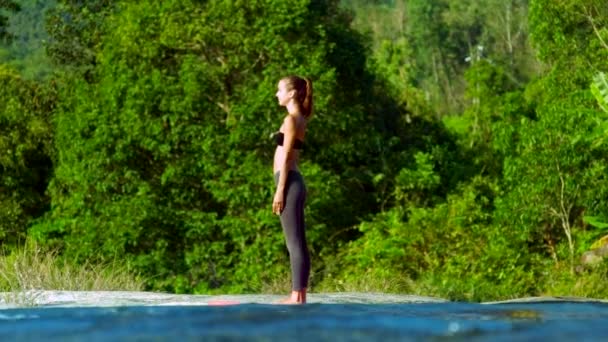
[1,302,608,341]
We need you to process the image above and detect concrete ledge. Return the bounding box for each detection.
[0,291,447,308]
[1,291,606,308]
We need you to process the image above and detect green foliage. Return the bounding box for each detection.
[0,0,55,80]
[393,152,441,207]
[345,0,540,120]
[584,216,608,230]
[529,0,608,64]
[589,72,608,148]
[592,72,608,113]
[461,60,516,148]
[45,0,114,75]
[329,176,540,301]
[0,65,54,247]
[0,0,19,43]
[324,0,608,301]
[492,0,608,273]
[370,37,431,116]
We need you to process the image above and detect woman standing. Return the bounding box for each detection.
[272,75,312,304]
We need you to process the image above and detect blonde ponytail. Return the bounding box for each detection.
[303,77,313,119]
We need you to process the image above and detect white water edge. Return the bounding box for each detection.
[0,291,606,309]
[0,291,446,308]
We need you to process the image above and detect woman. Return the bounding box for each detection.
[272,75,312,304]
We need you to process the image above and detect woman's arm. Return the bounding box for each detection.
[273,116,297,215]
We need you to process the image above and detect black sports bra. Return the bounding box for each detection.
[273,131,304,150]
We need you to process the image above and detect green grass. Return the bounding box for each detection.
[541,262,608,299]
[0,242,144,306]
[313,262,608,302]
[315,268,416,294]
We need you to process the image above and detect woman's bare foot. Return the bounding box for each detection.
[276,289,307,304]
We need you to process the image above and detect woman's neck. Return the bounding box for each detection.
[286,101,303,117]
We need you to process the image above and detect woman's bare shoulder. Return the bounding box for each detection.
[282,115,297,130]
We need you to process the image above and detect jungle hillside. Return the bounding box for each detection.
[1,0,608,301]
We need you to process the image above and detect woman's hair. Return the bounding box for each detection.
[282,75,313,119]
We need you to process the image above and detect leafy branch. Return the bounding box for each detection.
[548,163,578,273]
[591,72,608,114]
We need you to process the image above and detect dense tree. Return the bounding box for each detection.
[0,0,19,43]
[44,0,114,81]
[0,0,55,80]
[495,0,608,269]
[327,0,608,300]
[0,66,55,247]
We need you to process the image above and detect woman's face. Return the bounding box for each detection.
[275,80,292,107]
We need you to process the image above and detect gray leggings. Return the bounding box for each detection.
[274,171,310,290]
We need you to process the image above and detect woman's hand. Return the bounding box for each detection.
[273,190,284,215]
